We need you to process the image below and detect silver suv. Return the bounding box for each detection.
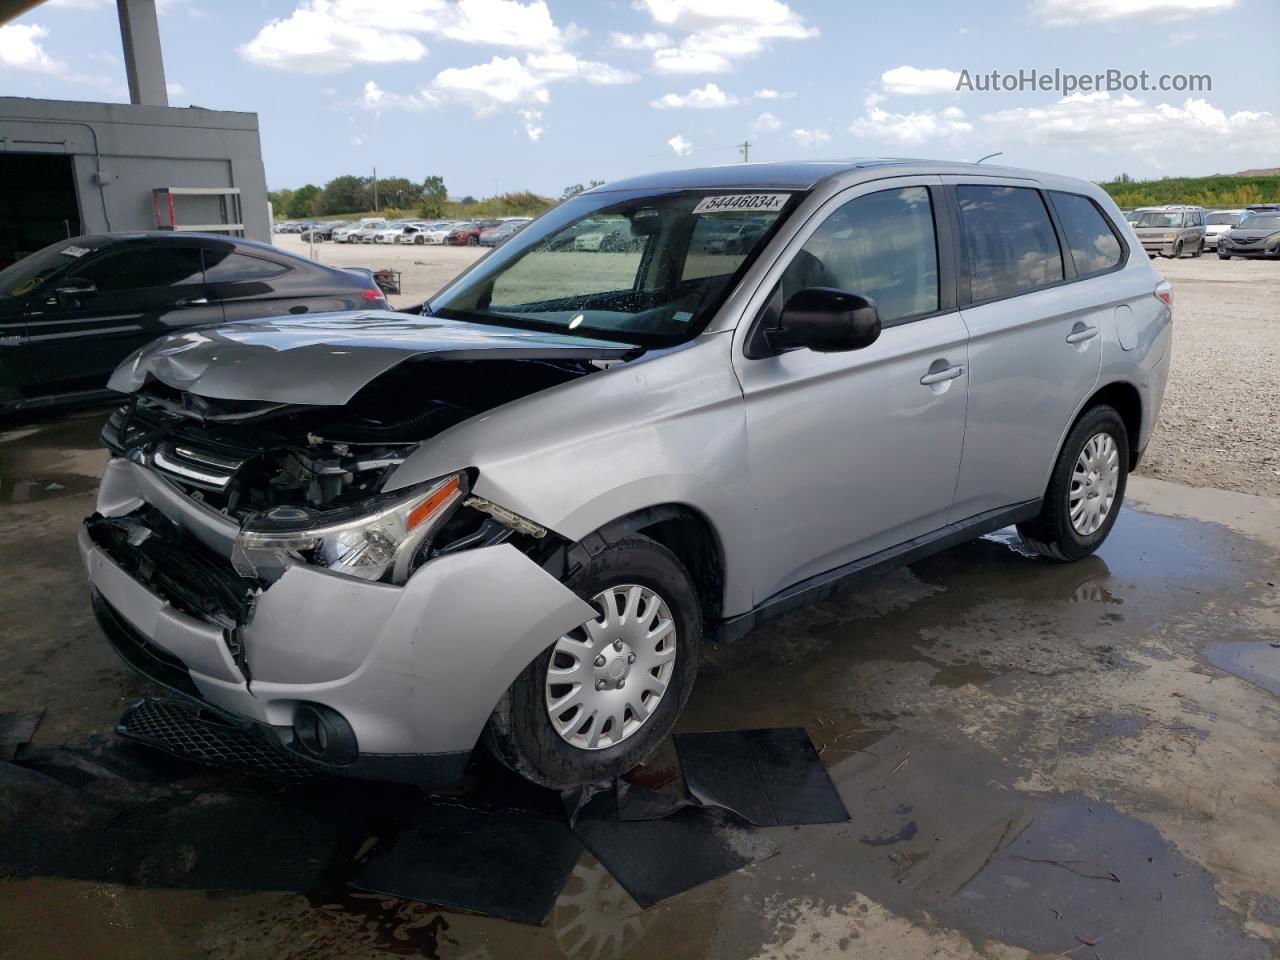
[83,160,1171,788]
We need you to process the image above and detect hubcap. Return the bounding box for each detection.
[545,584,677,751]
[1069,432,1120,536]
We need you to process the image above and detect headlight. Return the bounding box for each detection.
[231,473,467,584]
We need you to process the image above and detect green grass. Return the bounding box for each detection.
[1099,175,1280,209]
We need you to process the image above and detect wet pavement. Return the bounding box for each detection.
[1,407,1278,959]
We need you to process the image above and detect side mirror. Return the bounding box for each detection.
[769,287,881,354]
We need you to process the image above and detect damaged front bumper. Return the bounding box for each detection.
[82,457,596,784]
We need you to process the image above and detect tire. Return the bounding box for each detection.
[1219,253,1231,260]
[1192,239,1203,258]
[1016,405,1129,562]
[1172,242,1183,259]
[467,235,479,246]
[483,534,702,789]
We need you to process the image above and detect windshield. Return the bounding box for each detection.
[1206,213,1241,226]
[429,189,795,345]
[0,240,98,300]
[1241,215,1280,230]
[1135,212,1184,228]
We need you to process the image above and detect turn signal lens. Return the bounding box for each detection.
[408,474,462,530]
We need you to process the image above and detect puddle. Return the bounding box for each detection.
[1205,641,1280,698]
[0,474,100,505]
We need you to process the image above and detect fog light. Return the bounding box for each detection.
[293,703,358,765]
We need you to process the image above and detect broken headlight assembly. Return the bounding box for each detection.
[231,472,467,584]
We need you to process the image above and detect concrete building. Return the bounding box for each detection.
[0,0,269,268]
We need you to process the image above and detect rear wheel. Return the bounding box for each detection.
[1017,405,1129,562]
[467,235,479,246]
[484,535,702,789]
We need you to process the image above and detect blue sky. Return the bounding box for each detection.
[2,0,1277,197]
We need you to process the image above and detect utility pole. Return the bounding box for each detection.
[738,140,751,163]
[373,166,379,211]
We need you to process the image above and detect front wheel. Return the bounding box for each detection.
[1219,253,1231,260]
[1172,242,1183,259]
[1017,405,1129,562]
[467,235,479,246]
[1192,239,1204,258]
[483,535,702,789]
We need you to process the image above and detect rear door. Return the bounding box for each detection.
[24,242,222,395]
[946,178,1103,519]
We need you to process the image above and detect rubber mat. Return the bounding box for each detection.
[674,727,849,826]
[350,800,584,925]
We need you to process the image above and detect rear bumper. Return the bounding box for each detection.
[82,459,596,782]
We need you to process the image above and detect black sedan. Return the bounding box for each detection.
[0,232,391,413]
[1218,214,1280,260]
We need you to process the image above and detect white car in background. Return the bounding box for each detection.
[421,222,459,245]
[1203,210,1245,251]
[394,223,432,245]
[373,224,411,244]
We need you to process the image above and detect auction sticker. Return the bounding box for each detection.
[693,193,789,215]
[60,244,91,258]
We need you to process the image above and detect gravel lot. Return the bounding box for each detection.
[277,236,1280,498]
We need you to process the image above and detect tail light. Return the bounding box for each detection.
[1154,281,1172,308]
[362,288,386,303]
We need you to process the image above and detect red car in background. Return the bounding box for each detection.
[445,220,501,246]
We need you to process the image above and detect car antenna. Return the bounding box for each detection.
[975,152,1004,164]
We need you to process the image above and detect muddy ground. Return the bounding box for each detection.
[0,244,1277,959]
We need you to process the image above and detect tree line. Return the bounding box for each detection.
[270,176,611,221]
[1100,173,1280,209]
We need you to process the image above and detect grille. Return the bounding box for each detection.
[152,440,246,491]
[117,698,328,783]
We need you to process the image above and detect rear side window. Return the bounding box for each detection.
[782,185,939,324]
[203,251,289,282]
[71,246,204,291]
[957,185,1063,302]
[1048,191,1123,277]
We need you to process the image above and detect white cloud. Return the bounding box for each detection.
[751,111,782,132]
[432,55,549,110]
[753,87,793,99]
[360,78,433,111]
[667,133,693,156]
[879,65,962,96]
[609,30,670,49]
[166,81,187,96]
[519,108,544,141]
[351,133,365,146]
[980,92,1279,153]
[1035,0,1236,26]
[0,23,64,73]
[635,0,817,74]
[849,106,974,145]
[241,0,570,72]
[789,127,831,148]
[650,81,738,109]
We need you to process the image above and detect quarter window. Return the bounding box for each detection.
[1048,191,1123,277]
[781,186,939,324]
[204,251,289,282]
[957,185,1063,301]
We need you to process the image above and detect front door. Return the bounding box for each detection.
[732,178,969,604]
[24,243,223,395]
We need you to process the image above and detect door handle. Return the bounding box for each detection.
[176,297,210,307]
[1066,325,1098,344]
[920,365,965,386]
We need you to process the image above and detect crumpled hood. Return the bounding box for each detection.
[108,311,637,406]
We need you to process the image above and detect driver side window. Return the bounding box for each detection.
[781,186,939,325]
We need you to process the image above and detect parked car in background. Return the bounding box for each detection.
[478,219,531,247]
[446,220,501,246]
[0,232,390,413]
[355,221,391,244]
[82,160,1169,790]
[1203,210,1245,250]
[1130,205,1206,258]
[393,223,430,244]
[573,219,638,252]
[1218,213,1280,259]
[420,222,459,245]
[373,224,411,244]
[300,221,346,242]
[1122,209,1141,224]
